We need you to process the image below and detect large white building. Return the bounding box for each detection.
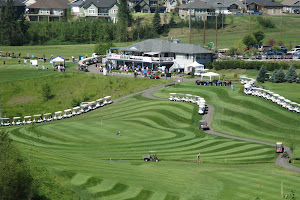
[106,39,213,72]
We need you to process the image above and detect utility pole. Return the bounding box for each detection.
[280,13,283,41]
[203,13,206,46]
[249,13,251,34]
[216,14,218,49]
[189,2,191,44]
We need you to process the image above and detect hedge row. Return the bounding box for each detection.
[213,60,300,71]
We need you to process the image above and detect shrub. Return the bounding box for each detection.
[71,98,81,107]
[285,66,298,83]
[42,83,53,101]
[257,16,275,28]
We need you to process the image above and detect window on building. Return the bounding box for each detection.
[88,8,95,14]
[111,9,117,14]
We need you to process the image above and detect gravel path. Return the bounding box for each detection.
[89,66,300,173]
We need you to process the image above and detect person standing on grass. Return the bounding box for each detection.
[18,60,20,65]
[231,84,234,91]
[197,153,200,163]
[3,60,5,65]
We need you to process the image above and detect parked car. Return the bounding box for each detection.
[279,46,287,53]
[284,53,293,59]
[294,9,300,14]
[266,51,275,59]
[249,10,263,15]
[216,10,232,15]
[234,11,244,15]
[295,45,300,48]
[259,45,272,52]
[274,52,284,59]
[293,52,300,59]
[289,48,300,54]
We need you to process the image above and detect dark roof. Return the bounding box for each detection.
[82,0,117,9]
[178,0,214,9]
[246,0,283,7]
[28,0,70,9]
[120,39,212,54]
[0,0,25,7]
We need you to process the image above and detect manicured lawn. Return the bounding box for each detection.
[153,82,300,159]
[5,95,299,200]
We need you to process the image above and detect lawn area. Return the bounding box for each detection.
[165,14,300,49]
[153,82,300,159]
[0,42,133,60]
[4,95,299,200]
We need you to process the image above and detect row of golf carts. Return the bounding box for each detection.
[0,96,113,127]
[244,86,300,113]
[168,93,207,115]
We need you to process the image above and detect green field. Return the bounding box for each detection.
[153,82,300,158]
[5,94,300,200]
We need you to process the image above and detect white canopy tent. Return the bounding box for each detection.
[200,72,220,81]
[187,61,204,68]
[51,55,65,67]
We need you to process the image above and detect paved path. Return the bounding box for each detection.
[89,66,300,173]
[136,83,300,173]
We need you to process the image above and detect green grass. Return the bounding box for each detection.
[3,94,299,199]
[165,14,300,49]
[153,82,300,158]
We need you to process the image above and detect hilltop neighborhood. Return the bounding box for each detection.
[0,0,300,23]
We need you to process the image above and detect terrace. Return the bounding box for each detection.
[106,53,174,64]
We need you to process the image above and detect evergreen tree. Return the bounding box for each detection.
[116,0,131,42]
[256,65,267,83]
[152,5,161,35]
[270,69,278,83]
[253,30,265,44]
[273,68,285,83]
[242,34,256,47]
[169,14,176,28]
[285,66,298,83]
[297,71,300,83]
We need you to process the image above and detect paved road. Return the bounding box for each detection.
[89,66,300,173]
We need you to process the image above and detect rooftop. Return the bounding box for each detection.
[120,39,212,54]
[28,0,70,9]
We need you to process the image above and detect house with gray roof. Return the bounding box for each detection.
[178,0,216,20]
[106,39,213,72]
[203,0,244,13]
[281,0,300,13]
[245,0,283,14]
[69,0,118,23]
[130,0,166,13]
[25,0,69,21]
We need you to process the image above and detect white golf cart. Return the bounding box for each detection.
[12,117,22,126]
[0,118,10,126]
[54,111,63,120]
[168,93,176,101]
[96,98,104,108]
[23,116,32,125]
[43,113,53,122]
[104,96,112,105]
[72,107,81,116]
[63,109,72,118]
[33,114,43,123]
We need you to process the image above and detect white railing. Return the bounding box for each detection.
[107,53,174,62]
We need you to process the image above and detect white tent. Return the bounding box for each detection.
[187,61,204,68]
[200,72,220,81]
[51,55,65,67]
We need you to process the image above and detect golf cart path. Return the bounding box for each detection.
[133,83,300,173]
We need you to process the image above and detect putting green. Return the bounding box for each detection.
[7,93,300,200]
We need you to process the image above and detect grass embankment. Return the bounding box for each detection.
[0,64,171,119]
[153,82,300,158]
[5,94,299,200]
[165,14,300,49]
[0,42,133,60]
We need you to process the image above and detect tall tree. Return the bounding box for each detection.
[152,5,161,35]
[242,34,256,47]
[256,65,267,83]
[285,66,298,83]
[116,0,131,42]
[253,30,265,44]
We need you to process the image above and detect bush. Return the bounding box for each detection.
[257,16,275,28]
[94,42,114,55]
[42,83,53,101]
[71,98,81,107]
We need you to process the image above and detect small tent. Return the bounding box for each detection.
[200,72,220,81]
[51,55,65,67]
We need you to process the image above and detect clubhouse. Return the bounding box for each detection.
[105,39,213,72]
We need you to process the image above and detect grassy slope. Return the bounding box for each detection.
[5,95,299,200]
[0,64,171,119]
[165,14,300,49]
[153,82,300,158]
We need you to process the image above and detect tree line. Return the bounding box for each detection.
[0,0,226,46]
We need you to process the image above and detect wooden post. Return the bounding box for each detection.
[216,14,218,49]
[280,13,282,41]
[249,13,251,34]
[203,13,206,46]
[189,2,191,44]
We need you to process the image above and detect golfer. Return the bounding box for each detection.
[197,153,200,163]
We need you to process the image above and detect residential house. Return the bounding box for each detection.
[203,0,244,13]
[0,0,25,19]
[178,0,215,20]
[131,0,166,13]
[25,0,69,21]
[165,0,178,12]
[245,0,283,14]
[281,0,300,13]
[106,39,213,72]
[69,0,118,23]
